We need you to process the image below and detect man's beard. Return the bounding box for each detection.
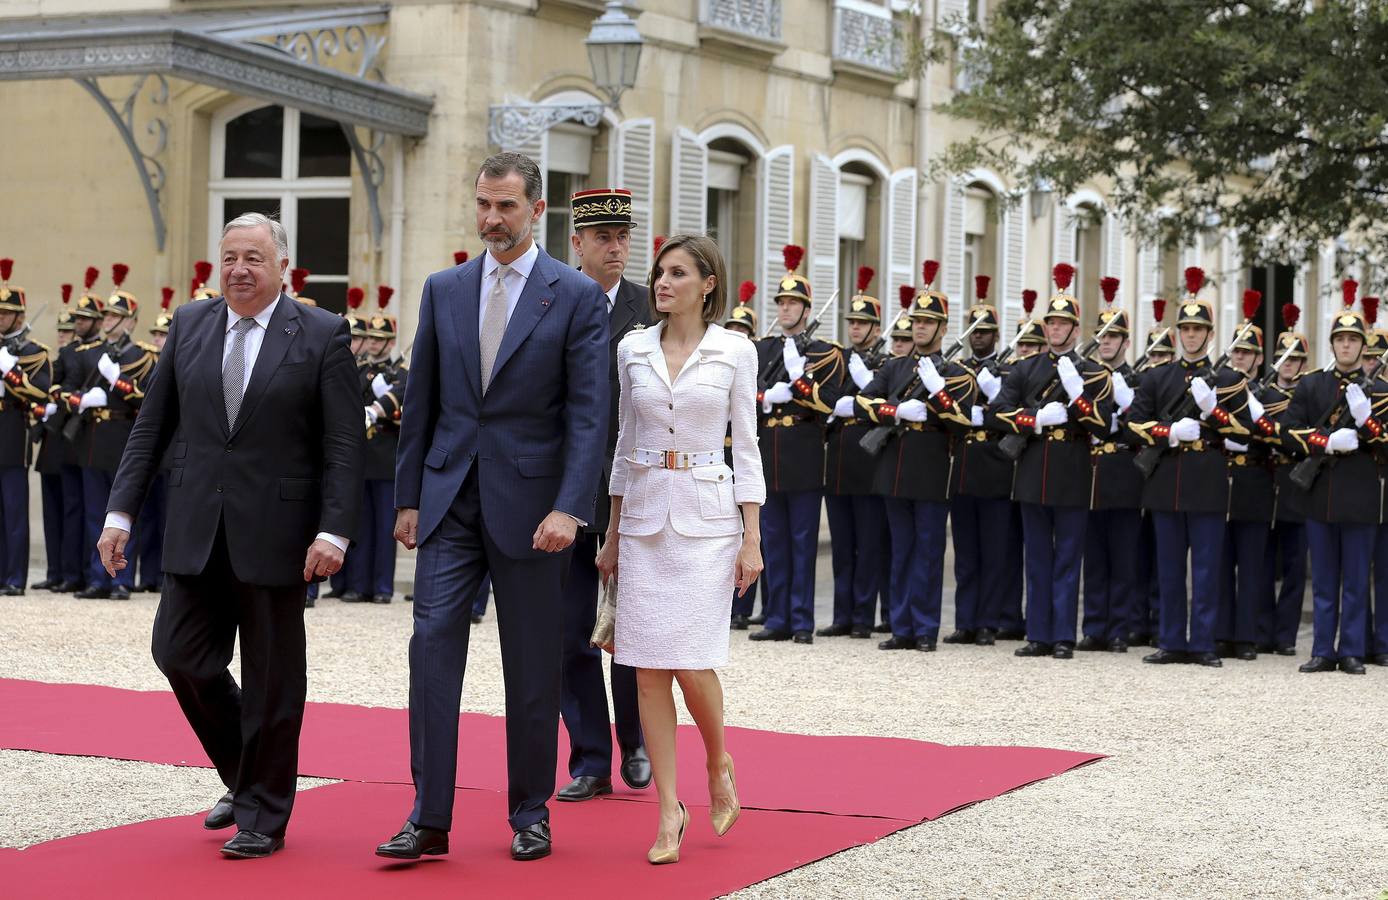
[480,217,532,255]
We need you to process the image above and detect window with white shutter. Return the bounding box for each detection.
[1136,241,1161,351]
[1052,202,1077,270]
[759,146,795,330]
[509,131,549,251]
[885,168,918,317]
[808,154,841,341]
[1002,200,1026,335]
[669,128,708,236]
[612,117,655,281]
[942,179,967,334]
[1220,234,1242,341]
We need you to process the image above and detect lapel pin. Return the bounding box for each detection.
[284,327,295,335]
[541,299,551,307]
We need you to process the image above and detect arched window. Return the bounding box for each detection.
[209,103,352,312]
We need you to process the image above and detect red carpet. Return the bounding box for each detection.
[0,679,1101,821]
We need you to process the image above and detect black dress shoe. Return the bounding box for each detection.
[3,585,24,596]
[748,614,767,626]
[32,579,56,591]
[1013,641,1052,657]
[110,586,130,601]
[1192,651,1222,667]
[815,623,851,637]
[1255,643,1278,654]
[996,628,1026,641]
[1108,637,1128,653]
[471,615,483,624]
[1234,643,1257,661]
[557,775,613,801]
[792,630,814,644]
[74,586,109,599]
[136,583,159,593]
[405,593,414,602]
[376,821,449,859]
[850,625,873,638]
[325,587,346,598]
[942,629,976,644]
[1339,656,1366,675]
[877,635,916,650]
[510,822,551,861]
[1371,653,1388,667]
[974,628,996,646]
[53,580,81,593]
[730,614,750,631]
[620,745,652,789]
[1299,656,1337,673]
[372,593,392,604]
[1053,642,1075,659]
[1126,631,1151,647]
[1075,635,1106,652]
[915,639,937,652]
[1275,645,1297,656]
[220,830,284,859]
[304,595,316,608]
[1142,649,1185,664]
[872,622,892,634]
[1214,640,1235,659]
[204,792,235,830]
[340,590,365,603]
[749,628,791,642]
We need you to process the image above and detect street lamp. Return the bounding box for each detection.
[585,0,644,110]
[1029,178,1054,222]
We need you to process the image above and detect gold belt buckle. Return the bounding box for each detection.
[664,450,677,469]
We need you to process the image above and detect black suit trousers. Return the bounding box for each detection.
[151,522,307,838]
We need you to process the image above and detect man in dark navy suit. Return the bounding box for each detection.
[377,153,607,864]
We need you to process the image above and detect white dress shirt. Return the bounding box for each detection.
[480,240,539,338]
[604,281,620,316]
[105,294,348,554]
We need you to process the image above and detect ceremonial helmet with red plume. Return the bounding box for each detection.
[1043,263,1080,323]
[106,263,138,318]
[454,251,469,266]
[846,266,881,323]
[910,260,948,321]
[0,258,25,312]
[1174,267,1214,328]
[1094,276,1128,336]
[725,280,758,334]
[366,287,398,341]
[966,274,999,331]
[774,245,812,305]
[1332,279,1369,341]
[1274,302,1310,360]
[73,266,105,320]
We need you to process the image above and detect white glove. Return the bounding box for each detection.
[364,406,378,428]
[1057,356,1084,403]
[1327,427,1359,454]
[762,381,793,412]
[0,348,16,374]
[971,405,984,427]
[832,395,857,419]
[782,338,805,382]
[1109,412,1121,434]
[77,387,107,412]
[976,366,1001,402]
[1346,383,1371,427]
[1034,401,1068,432]
[895,399,928,422]
[1225,440,1249,452]
[848,353,872,389]
[1190,377,1216,416]
[1111,372,1134,413]
[43,402,57,422]
[1167,417,1201,446]
[1246,389,1265,423]
[917,357,945,395]
[97,353,121,387]
[371,372,390,399]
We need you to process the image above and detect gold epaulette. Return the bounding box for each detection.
[136,341,159,354]
[77,340,103,350]
[18,348,48,363]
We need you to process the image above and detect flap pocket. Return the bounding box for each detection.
[172,441,187,460]
[696,358,735,389]
[517,455,561,478]
[279,477,319,501]
[691,465,732,484]
[693,465,736,518]
[626,360,657,387]
[424,446,449,470]
[167,467,183,487]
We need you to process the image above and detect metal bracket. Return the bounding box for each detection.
[75,74,169,252]
[341,123,387,245]
[487,102,606,149]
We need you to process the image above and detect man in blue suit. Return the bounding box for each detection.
[376,153,608,864]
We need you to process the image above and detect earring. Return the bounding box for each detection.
[704,292,712,304]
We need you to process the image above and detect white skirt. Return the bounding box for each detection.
[614,522,738,670]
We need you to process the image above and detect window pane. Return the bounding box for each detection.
[546,171,575,259]
[224,106,284,178]
[222,197,282,226]
[299,113,352,178]
[296,197,350,275]
[301,281,347,315]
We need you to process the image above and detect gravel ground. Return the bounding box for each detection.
[2,588,1386,898]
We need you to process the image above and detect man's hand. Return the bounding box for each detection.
[372,372,390,399]
[1246,389,1265,423]
[533,510,577,553]
[895,399,928,422]
[303,538,345,583]
[917,357,945,395]
[1169,417,1202,446]
[0,347,16,374]
[97,353,121,387]
[1057,357,1084,403]
[977,367,1001,402]
[1191,377,1216,416]
[783,338,806,382]
[1034,401,1068,431]
[848,353,872,389]
[1112,372,1134,412]
[97,526,129,577]
[1327,427,1360,455]
[78,386,107,412]
[394,508,420,549]
[832,394,856,419]
[762,381,793,412]
[1346,383,1371,427]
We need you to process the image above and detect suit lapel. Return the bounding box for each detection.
[610,277,642,345]
[452,261,484,399]
[229,294,300,439]
[201,298,231,437]
[488,248,557,388]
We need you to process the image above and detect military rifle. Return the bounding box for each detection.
[1288,355,1387,491]
[759,291,838,388]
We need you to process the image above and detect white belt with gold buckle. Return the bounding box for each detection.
[632,448,723,469]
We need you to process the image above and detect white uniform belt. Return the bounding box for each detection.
[632,448,724,469]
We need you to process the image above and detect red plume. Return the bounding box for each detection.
[1052,263,1075,292]
[1281,302,1300,330]
[899,285,915,309]
[377,285,394,308]
[975,275,991,301]
[1241,289,1262,321]
[346,287,364,310]
[1100,276,1120,305]
[1021,289,1037,315]
[193,260,213,285]
[1342,278,1358,309]
[654,236,667,256]
[112,264,129,287]
[453,251,469,266]
[61,284,72,304]
[160,287,173,310]
[856,266,874,293]
[738,281,756,304]
[189,278,201,298]
[0,259,12,282]
[84,267,99,291]
[1184,266,1205,295]
[1364,296,1380,326]
[1152,298,1167,323]
[782,245,804,273]
[922,260,940,287]
[290,267,310,296]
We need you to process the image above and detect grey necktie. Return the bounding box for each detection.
[480,264,511,394]
[223,316,256,428]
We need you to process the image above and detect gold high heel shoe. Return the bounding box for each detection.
[711,753,740,837]
[647,801,688,865]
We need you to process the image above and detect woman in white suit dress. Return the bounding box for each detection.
[596,234,765,864]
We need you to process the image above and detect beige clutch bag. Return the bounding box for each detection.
[590,574,616,654]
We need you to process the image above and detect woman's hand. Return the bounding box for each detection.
[734,536,763,597]
[596,532,619,586]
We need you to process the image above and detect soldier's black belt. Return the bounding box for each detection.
[764,414,817,428]
[965,430,997,444]
[1042,429,1088,443]
[1093,442,1132,455]
[89,409,136,422]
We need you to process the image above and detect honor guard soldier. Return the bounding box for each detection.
[71,265,157,599]
[34,305,78,592]
[1126,268,1256,667]
[725,282,764,628]
[820,268,889,639]
[857,260,976,652]
[128,287,177,593]
[724,281,758,339]
[354,289,407,604]
[987,265,1113,659]
[1251,316,1309,656]
[749,245,847,644]
[1215,311,1271,661]
[1081,279,1141,653]
[1284,287,1387,674]
[1126,300,1175,646]
[887,293,915,359]
[945,275,1018,646]
[0,260,54,594]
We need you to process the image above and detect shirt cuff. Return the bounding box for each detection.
[561,511,588,528]
[104,511,133,533]
[316,532,349,553]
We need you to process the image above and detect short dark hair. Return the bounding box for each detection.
[476,152,543,203]
[647,234,728,325]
